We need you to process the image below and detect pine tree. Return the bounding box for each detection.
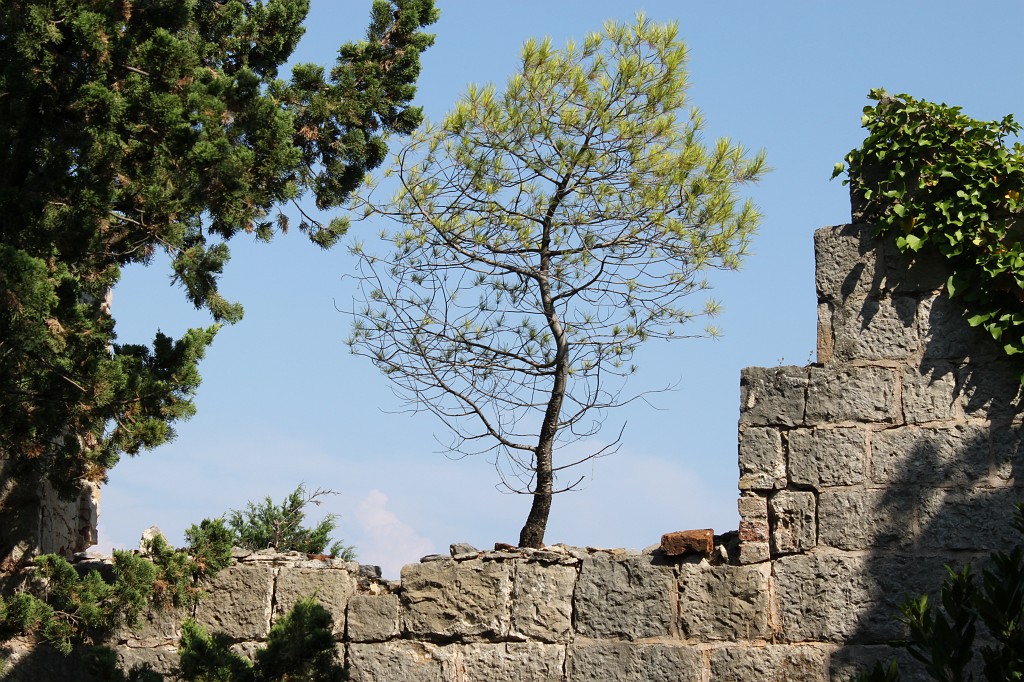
[0,1,438,500]
[348,15,764,547]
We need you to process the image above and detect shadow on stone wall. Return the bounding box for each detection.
[822,224,1024,680]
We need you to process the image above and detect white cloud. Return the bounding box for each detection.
[353,490,434,579]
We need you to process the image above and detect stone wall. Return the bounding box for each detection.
[2,221,1022,681]
[0,463,98,572]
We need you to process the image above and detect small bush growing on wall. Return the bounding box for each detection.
[227,484,355,559]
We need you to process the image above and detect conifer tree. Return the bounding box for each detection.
[349,16,764,547]
[0,0,437,497]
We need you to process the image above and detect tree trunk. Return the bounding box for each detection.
[519,440,553,548]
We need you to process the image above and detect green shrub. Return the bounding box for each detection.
[227,484,355,559]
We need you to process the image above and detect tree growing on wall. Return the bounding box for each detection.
[0,0,437,499]
[347,16,765,547]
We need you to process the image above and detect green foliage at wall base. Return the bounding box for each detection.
[853,504,1024,681]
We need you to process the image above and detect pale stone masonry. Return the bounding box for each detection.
[2,220,1022,680]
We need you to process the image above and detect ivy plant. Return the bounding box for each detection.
[835,89,1024,372]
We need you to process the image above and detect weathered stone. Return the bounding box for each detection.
[738,427,786,490]
[679,563,771,641]
[347,641,451,682]
[449,542,478,556]
[138,525,168,555]
[919,487,1020,551]
[461,642,566,680]
[805,366,898,424]
[568,642,702,682]
[401,559,511,640]
[870,425,989,486]
[994,423,1024,482]
[878,234,950,295]
[115,646,181,679]
[737,493,770,564]
[817,301,836,364]
[829,295,920,362]
[274,566,357,637]
[902,365,960,423]
[918,294,988,361]
[0,639,94,682]
[788,427,866,487]
[737,541,770,565]
[814,223,878,302]
[511,561,575,642]
[660,529,713,557]
[818,488,912,550]
[194,562,275,640]
[347,593,401,642]
[574,555,675,640]
[739,366,809,427]
[769,491,816,555]
[956,358,1024,420]
[113,604,188,648]
[774,554,949,643]
[710,645,828,682]
[830,644,957,682]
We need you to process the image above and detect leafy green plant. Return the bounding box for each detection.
[853,504,1024,681]
[835,89,1024,373]
[227,484,355,559]
[179,597,346,682]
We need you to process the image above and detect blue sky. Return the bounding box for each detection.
[101,1,1024,578]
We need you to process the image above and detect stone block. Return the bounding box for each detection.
[115,646,181,680]
[511,561,575,642]
[788,427,866,487]
[902,365,960,423]
[814,224,878,303]
[347,593,401,642]
[879,234,950,295]
[461,642,566,680]
[573,555,675,640]
[114,605,188,648]
[956,358,1024,420]
[274,566,357,638]
[918,293,983,361]
[994,423,1024,482]
[817,301,836,365]
[739,367,809,427]
[401,559,511,640]
[0,638,94,682]
[818,488,912,550]
[769,491,816,555]
[738,427,786,490]
[737,542,770,565]
[568,642,702,682]
[774,554,949,643]
[830,644,953,682]
[828,295,920,362]
[347,641,451,682]
[710,645,828,682]
[678,563,771,641]
[660,529,713,557]
[919,487,1020,551]
[805,366,898,425]
[870,425,989,486]
[194,562,274,640]
[737,494,770,564]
